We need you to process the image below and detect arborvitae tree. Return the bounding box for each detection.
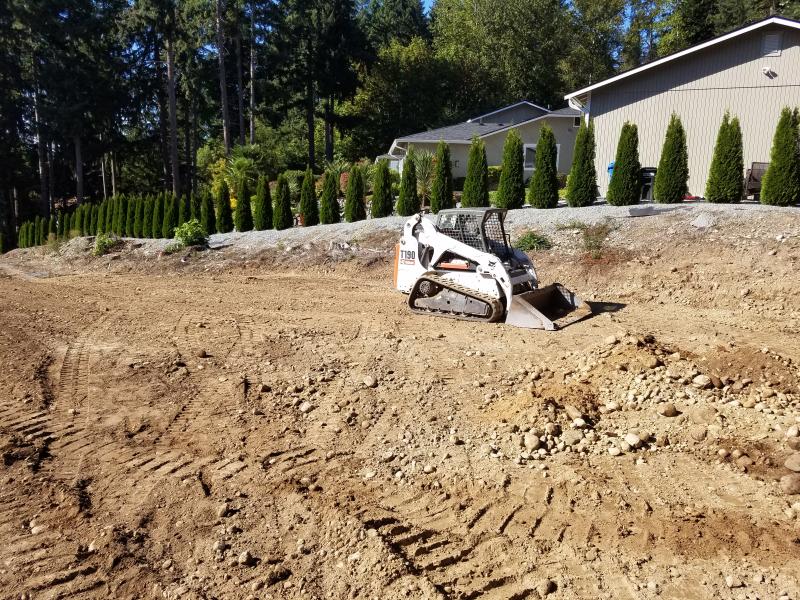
[42,217,50,243]
[496,129,525,209]
[132,198,142,237]
[84,205,92,235]
[91,205,99,235]
[17,223,25,248]
[566,119,597,207]
[319,170,340,224]
[345,166,366,222]
[528,125,560,208]
[462,138,489,207]
[273,174,293,230]
[430,140,454,214]
[252,176,271,230]
[371,160,394,217]
[142,197,152,238]
[152,194,164,237]
[396,148,420,216]
[63,213,71,238]
[178,195,190,225]
[200,191,216,235]
[298,168,319,226]
[761,107,800,206]
[215,182,233,233]
[125,197,135,236]
[234,178,254,231]
[190,193,201,221]
[33,216,41,245]
[105,197,115,233]
[117,196,128,235]
[706,112,744,203]
[162,195,177,238]
[607,122,642,206]
[57,210,65,238]
[654,114,689,204]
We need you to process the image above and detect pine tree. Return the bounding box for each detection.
[462,138,489,207]
[252,176,272,230]
[319,170,340,224]
[528,125,560,208]
[298,168,319,226]
[396,148,420,216]
[654,114,689,204]
[200,191,216,236]
[371,160,394,217]
[273,174,293,230]
[125,197,135,236]
[566,119,597,207]
[215,182,233,233]
[190,193,201,222]
[152,194,164,237]
[234,179,253,231]
[345,166,366,222]
[761,107,800,206]
[430,141,454,214]
[178,195,190,225]
[496,129,525,209]
[607,122,642,206]
[706,112,744,203]
[162,195,177,238]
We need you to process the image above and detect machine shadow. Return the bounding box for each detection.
[564,300,627,328]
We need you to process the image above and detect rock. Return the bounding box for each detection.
[735,455,753,468]
[689,425,707,442]
[690,213,715,229]
[423,464,435,474]
[217,503,230,518]
[265,565,291,586]
[784,454,800,473]
[725,575,744,589]
[561,430,583,447]
[238,550,255,566]
[690,405,717,425]
[298,401,313,414]
[604,335,618,346]
[537,579,556,596]
[363,375,377,388]
[709,375,723,389]
[780,474,800,495]
[624,433,642,449]
[692,374,712,389]
[564,404,582,420]
[658,403,679,417]
[523,433,541,451]
[786,425,799,438]
[644,355,661,369]
[789,438,800,452]
[608,446,622,457]
[197,349,208,358]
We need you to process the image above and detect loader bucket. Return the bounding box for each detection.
[504,284,591,330]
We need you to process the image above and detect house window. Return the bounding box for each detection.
[523,143,560,170]
[762,32,782,56]
[573,116,581,127]
[452,160,459,168]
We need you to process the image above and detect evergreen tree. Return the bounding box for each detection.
[33,216,41,245]
[319,170,340,224]
[42,217,50,243]
[345,166,367,222]
[706,112,744,203]
[430,140,454,213]
[761,107,800,206]
[252,176,272,230]
[200,191,216,236]
[654,114,689,203]
[119,196,130,235]
[273,174,294,230]
[190,193,201,222]
[566,118,597,207]
[84,205,92,235]
[57,210,65,238]
[142,197,152,238]
[132,198,141,237]
[495,129,525,209]
[178,195,190,225]
[298,168,319,226]
[162,195,177,238]
[125,197,135,236]
[462,138,489,207]
[90,205,99,235]
[396,148,419,215]
[63,213,71,237]
[371,160,394,217]
[528,125,560,208]
[152,194,164,237]
[607,122,642,206]
[105,197,115,233]
[234,179,253,231]
[18,223,25,248]
[215,182,233,233]
[96,203,105,235]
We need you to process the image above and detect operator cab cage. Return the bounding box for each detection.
[435,208,513,261]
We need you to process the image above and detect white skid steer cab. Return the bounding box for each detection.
[394,208,590,330]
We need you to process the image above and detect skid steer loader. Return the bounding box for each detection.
[393,208,590,330]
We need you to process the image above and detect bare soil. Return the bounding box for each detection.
[1,207,800,600]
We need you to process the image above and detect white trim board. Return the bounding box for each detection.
[467,100,550,122]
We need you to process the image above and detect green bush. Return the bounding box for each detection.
[495,129,525,209]
[462,138,489,207]
[298,168,319,226]
[528,124,559,208]
[396,148,420,216]
[371,160,394,217]
[215,181,233,233]
[515,230,552,251]
[654,113,689,203]
[487,165,502,189]
[200,191,216,236]
[253,176,272,230]
[761,107,800,206]
[174,218,209,247]
[430,141,454,213]
[345,165,366,222]
[93,233,122,256]
[607,122,641,206]
[706,112,743,203]
[566,118,597,207]
[234,178,254,231]
[273,174,294,230]
[319,170,340,224]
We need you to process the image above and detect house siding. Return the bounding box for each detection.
[589,25,800,197]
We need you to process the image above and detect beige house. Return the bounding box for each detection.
[565,15,800,198]
[381,101,581,181]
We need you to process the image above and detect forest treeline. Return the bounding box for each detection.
[0,0,792,245]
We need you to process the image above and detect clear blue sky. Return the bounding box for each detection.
[423,0,433,13]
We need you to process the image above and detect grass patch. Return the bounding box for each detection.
[514,230,552,252]
[555,219,588,231]
[581,222,613,259]
[93,233,122,257]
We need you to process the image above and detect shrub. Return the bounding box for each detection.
[319,170,340,224]
[178,195,190,225]
[93,233,122,256]
[151,194,163,237]
[396,148,420,216]
[174,218,209,247]
[163,241,184,254]
[298,168,319,226]
[253,176,272,230]
[200,191,216,237]
[462,138,489,207]
[162,195,177,238]
[515,230,552,251]
[761,107,800,206]
[706,112,744,203]
[654,113,689,203]
[529,125,559,208]
[273,174,293,230]
[215,181,233,233]
[496,129,525,209]
[345,166,366,222]
[430,141,454,214]
[234,178,254,231]
[371,160,394,217]
[566,118,597,207]
[607,122,641,206]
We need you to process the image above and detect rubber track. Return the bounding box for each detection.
[408,272,504,323]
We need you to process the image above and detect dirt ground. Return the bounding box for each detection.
[1,207,800,600]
